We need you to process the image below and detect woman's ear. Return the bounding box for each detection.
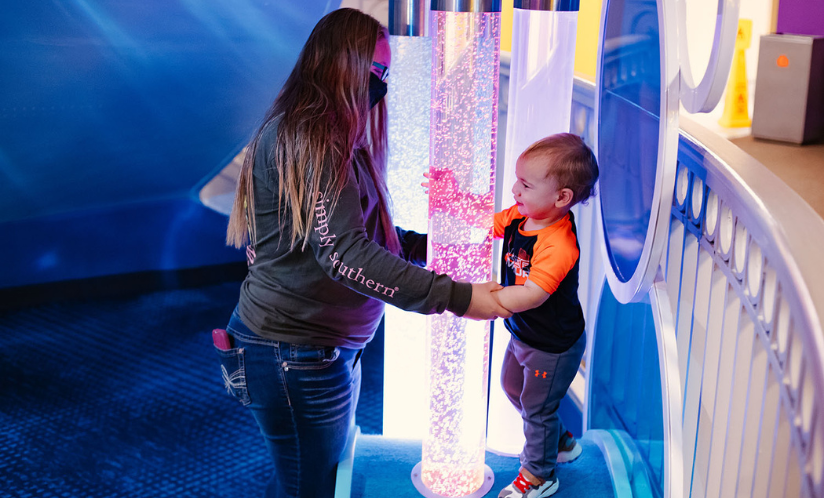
[556,188,574,208]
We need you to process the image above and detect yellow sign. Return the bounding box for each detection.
[736,18,752,50]
[719,19,753,128]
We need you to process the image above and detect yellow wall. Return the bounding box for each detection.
[500,0,603,81]
[574,0,602,80]
[501,0,514,52]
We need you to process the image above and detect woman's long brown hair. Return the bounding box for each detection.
[226,8,400,254]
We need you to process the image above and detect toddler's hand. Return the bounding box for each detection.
[421,171,431,194]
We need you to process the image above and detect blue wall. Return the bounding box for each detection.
[0,0,335,288]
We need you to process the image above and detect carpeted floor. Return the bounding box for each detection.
[350,434,614,498]
[0,282,384,497]
[0,282,613,498]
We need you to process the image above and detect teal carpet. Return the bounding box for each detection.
[350,434,615,497]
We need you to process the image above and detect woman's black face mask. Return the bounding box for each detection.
[368,73,387,109]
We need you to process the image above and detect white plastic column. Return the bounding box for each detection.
[384,32,433,439]
[487,5,579,456]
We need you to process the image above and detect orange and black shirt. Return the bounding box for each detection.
[493,206,585,353]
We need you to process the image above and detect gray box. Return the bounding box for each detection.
[752,34,824,144]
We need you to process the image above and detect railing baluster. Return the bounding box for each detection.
[788,325,804,408]
[769,401,793,497]
[682,246,714,498]
[735,332,769,497]
[786,441,803,498]
[752,363,780,498]
[667,217,686,314]
[691,271,729,498]
[705,295,742,498]
[814,415,823,497]
[775,295,792,361]
[677,232,701,399]
[719,312,756,497]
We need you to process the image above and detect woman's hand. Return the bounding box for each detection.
[463,281,513,321]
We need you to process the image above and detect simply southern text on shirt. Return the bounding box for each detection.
[315,191,399,298]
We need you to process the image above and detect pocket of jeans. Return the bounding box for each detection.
[215,346,251,406]
[284,344,339,370]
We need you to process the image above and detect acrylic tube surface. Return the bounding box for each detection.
[500,8,578,209]
[488,7,579,456]
[384,34,432,439]
[423,10,500,498]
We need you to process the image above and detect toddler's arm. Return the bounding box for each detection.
[496,279,550,313]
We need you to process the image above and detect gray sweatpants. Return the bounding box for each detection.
[501,332,586,480]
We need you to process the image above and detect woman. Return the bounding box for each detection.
[221,8,509,497]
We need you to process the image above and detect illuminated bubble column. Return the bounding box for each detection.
[414,2,501,497]
[488,0,580,456]
[384,0,432,439]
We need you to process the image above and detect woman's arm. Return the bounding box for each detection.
[395,227,427,267]
[307,166,509,320]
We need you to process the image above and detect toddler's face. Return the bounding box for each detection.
[511,156,564,223]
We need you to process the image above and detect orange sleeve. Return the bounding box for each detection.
[493,205,522,239]
[527,224,579,295]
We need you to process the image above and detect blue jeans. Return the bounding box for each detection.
[220,311,362,497]
[500,332,586,480]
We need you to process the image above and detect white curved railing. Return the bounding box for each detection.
[570,76,824,498]
[669,117,824,498]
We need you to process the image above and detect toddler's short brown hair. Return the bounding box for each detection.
[520,133,599,205]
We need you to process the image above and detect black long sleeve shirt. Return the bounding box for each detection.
[237,120,472,349]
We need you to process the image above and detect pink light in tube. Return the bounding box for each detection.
[422,10,500,498]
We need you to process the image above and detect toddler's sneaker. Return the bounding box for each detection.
[498,471,559,498]
[557,430,582,463]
